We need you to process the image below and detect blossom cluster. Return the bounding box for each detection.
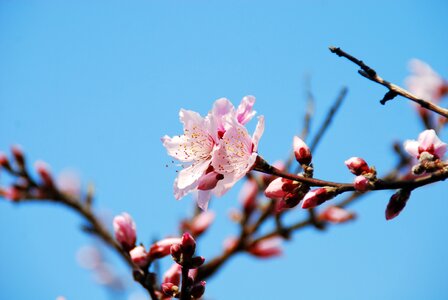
[162,96,264,210]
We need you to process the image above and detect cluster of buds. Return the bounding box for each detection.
[264,137,313,211]
[163,233,205,299]
[404,129,447,175]
[0,146,60,201]
[345,157,376,192]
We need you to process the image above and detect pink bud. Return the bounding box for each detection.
[319,206,355,224]
[0,152,11,170]
[149,237,182,259]
[35,161,54,187]
[113,212,137,250]
[190,281,206,299]
[385,189,411,220]
[354,175,370,191]
[5,186,21,201]
[247,237,282,258]
[344,157,370,175]
[186,211,215,236]
[181,232,196,258]
[197,171,224,190]
[170,243,183,262]
[239,179,258,214]
[293,136,312,165]
[265,177,300,200]
[130,246,148,267]
[163,263,181,285]
[301,187,337,209]
[11,145,25,167]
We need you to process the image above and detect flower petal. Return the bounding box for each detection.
[236,95,256,125]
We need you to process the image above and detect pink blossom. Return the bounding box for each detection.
[344,157,370,175]
[148,237,182,259]
[247,237,282,258]
[319,206,355,224]
[354,175,370,192]
[404,129,447,159]
[162,97,261,210]
[211,115,264,198]
[293,136,312,165]
[301,187,337,209]
[130,246,148,267]
[113,212,137,250]
[406,59,448,102]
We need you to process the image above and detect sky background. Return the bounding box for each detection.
[1,1,448,299]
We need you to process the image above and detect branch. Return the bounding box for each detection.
[329,46,448,119]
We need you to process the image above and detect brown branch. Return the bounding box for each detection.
[329,46,448,119]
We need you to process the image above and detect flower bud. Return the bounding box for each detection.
[190,281,206,299]
[0,152,11,171]
[354,175,370,192]
[181,232,196,258]
[129,246,148,267]
[11,145,25,168]
[247,237,282,258]
[35,161,54,188]
[170,243,183,263]
[190,256,205,269]
[293,136,312,165]
[301,187,337,209]
[318,206,355,224]
[197,171,224,191]
[385,189,411,220]
[344,157,370,175]
[113,212,137,251]
[182,211,215,237]
[163,263,181,286]
[239,178,258,214]
[149,237,182,259]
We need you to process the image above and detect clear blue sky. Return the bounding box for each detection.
[1,1,447,299]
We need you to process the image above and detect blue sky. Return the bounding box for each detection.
[1,1,447,299]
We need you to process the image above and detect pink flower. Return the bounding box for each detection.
[148,237,182,259]
[130,246,148,267]
[211,115,264,198]
[163,263,182,285]
[319,206,355,224]
[247,237,282,258]
[293,136,312,165]
[354,175,370,192]
[113,213,137,250]
[344,157,370,176]
[406,59,448,102]
[404,129,447,160]
[301,187,337,209]
[162,97,261,210]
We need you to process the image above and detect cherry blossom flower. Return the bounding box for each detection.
[404,129,447,160]
[130,246,149,267]
[406,59,448,102]
[162,96,262,210]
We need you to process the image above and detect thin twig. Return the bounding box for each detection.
[329,46,448,118]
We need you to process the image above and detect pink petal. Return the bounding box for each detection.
[236,95,256,125]
[175,159,211,191]
[252,116,265,152]
[403,140,419,158]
